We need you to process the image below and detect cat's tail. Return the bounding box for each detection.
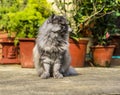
[64,66,78,76]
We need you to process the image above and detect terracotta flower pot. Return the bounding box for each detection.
[19,38,35,68]
[90,45,116,67]
[69,38,89,67]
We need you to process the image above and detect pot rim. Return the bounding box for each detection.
[69,38,89,44]
[90,45,116,49]
[19,38,35,41]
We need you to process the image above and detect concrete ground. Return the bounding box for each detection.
[0,65,120,95]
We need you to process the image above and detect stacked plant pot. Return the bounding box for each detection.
[0,36,20,64]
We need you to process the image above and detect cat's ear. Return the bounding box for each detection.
[51,14,55,19]
[47,14,56,23]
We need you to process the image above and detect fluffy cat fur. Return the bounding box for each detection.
[33,14,77,79]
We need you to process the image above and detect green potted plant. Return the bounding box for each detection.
[6,0,52,68]
[90,13,119,67]
[88,0,120,67]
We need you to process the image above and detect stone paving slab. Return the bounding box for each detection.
[0,65,120,95]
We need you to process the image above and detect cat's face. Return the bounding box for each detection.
[47,14,72,34]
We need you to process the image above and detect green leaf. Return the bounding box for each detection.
[116,11,120,16]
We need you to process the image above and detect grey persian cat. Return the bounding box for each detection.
[33,14,77,79]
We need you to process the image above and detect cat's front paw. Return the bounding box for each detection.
[53,72,63,79]
[41,72,50,79]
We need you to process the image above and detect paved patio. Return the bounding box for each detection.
[0,64,120,95]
